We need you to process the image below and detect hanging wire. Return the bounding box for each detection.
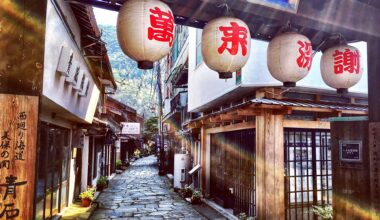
[312,33,345,57]
[217,0,232,17]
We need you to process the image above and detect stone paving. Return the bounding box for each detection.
[92,155,206,220]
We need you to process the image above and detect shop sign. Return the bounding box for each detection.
[56,46,74,77]
[339,140,362,162]
[121,122,140,135]
[56,46,91,97]
[247,0,300,12]
[0,94,38,219]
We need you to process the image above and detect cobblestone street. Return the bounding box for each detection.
[92,156,205,220]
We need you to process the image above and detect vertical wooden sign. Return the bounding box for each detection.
[0,95,38,219]
[369,122,380,218]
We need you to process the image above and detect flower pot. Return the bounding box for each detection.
[191,197,201,205]
[82,198,92,207]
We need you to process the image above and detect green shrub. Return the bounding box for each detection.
[116,159,122,168]
[312,205,333,219]
[97,176,108,187]
[181,185,193,198]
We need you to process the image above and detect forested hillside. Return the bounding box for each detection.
[100,25,157,118]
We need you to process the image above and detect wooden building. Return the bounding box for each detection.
[0,0,116,219]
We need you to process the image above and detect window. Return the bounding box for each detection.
[35,123,70,220]
[284,129,332,220]
[195,29,203,67]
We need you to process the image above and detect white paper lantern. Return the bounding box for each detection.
[321,44,363,93]
[202,17,251,79]
[267,32,313,87]
[117,0,175,69]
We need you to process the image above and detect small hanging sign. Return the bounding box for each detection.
[339,140,362,163]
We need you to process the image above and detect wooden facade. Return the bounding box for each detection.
[191,87,368,219]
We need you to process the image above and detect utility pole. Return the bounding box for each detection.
[156,62,165,175]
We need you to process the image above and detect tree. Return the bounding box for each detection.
[143,116,158,144]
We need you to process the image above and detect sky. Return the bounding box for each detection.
[94,8,118,26]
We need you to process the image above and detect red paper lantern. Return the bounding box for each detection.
[202,17,251,79]
[117,0,175,69]
[267,32,313,87]
[321,44,363,93]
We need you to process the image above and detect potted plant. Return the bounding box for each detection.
[116,159,122,170]
[312,205,333,219]
[79,187,95,207]
[181,185,193,198]
[237,213,254,220]
[96,176,108,191]
[191,189,202,205]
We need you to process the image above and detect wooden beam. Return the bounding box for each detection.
[203,0,380,39]
[250,103,285,110]
[284,120,331,129]
[237,108,263,116]
[219,114,246,121]
[273,107,292,115]
[206,121,256,134]
[368,38,380,121]
[209,116,221,123]
[316,111,342,118]
[290,106,367,115]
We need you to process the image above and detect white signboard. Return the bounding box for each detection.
[122,122,140,134]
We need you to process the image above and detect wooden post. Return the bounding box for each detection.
[200,125,207,194]
[255,89,285,220]
[368,38,380,218]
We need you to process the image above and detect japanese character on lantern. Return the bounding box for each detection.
[148,7,174,47]
[333,48,360,74]
[296,40,312,70]
[218,22,248,56]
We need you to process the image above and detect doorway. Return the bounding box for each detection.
[210,129,256,217]
[284,129,332,220]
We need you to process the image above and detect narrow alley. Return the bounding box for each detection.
[92,156,206,219]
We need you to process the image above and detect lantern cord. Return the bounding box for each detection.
[312,33,345,57]
[217,0,232,17]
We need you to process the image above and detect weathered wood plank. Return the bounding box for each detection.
[284,120,330,129]
[369,122,380,219]
[256,109,285,220]
[206,121,255,134]
[0,94,39,220]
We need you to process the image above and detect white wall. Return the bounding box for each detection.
[188,27,368,112]
[81,136,89,192]
[43,1,100,123]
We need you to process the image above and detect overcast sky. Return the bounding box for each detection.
[94,8,118,26]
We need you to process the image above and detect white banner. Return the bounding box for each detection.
[121,122,140,134]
